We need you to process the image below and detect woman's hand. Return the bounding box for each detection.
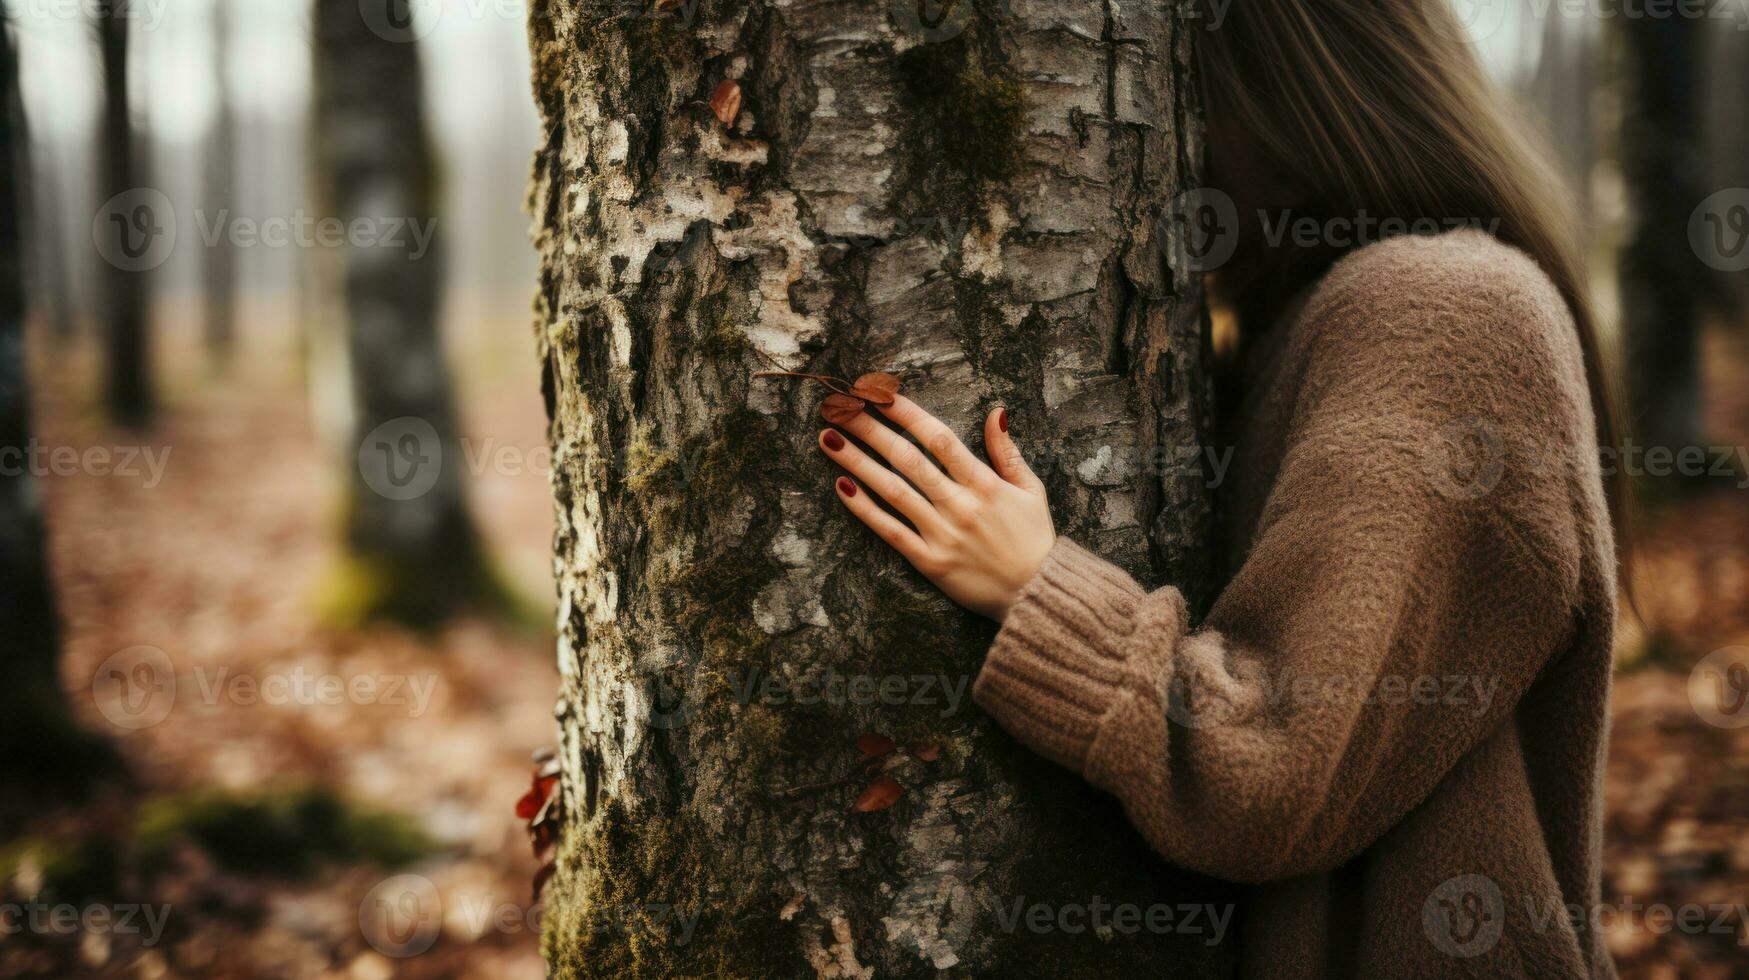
[818,397,1055,623]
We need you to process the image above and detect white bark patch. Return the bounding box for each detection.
[1076,444,1136,486]
[960,200,1014,282]
[712,191,823,365]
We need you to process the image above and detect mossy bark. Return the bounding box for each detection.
[310,0,492,626]
[528,2,1232,975]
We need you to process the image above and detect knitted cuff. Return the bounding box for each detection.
[972,537,1174,774]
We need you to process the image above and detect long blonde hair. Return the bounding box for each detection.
[1197,0,1632,584]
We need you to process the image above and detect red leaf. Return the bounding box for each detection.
[910,743,940,762]
[515,788,540,821]
[849,373,900,406]
[856,734,897,760]
[517,772,559,820]
[820,393,866,425]
[710,80,742,127]
[853,776,904,812]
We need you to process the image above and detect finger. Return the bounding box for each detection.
[819,429,945,534]
[871,395,997,489]
[838,410,960,502]
[984,407,1043,491]
[834,476,931,565]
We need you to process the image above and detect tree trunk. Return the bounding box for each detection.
[0,11,114,824]
[1529,12,1595,227]
[97,0,153,427]
[1617,12,1714,462]
[528,2,1232,975]
[311,0,492,625]
[205,0,238,367]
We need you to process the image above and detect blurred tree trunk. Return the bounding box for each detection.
[97,0,152,427]
[204,0,237,366]
[529,2,1231,976]
[310,0,492,625]
[0,11,113,824]
[1618,12,1716,463]
[1530,12,1595,227]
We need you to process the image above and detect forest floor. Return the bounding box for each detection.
[2,308,1747,978]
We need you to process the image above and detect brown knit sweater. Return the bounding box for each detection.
[973,230,1618,978]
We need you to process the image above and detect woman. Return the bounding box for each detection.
[816,1,1622,976]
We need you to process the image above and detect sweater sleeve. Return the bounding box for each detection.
[972,236,1606,883]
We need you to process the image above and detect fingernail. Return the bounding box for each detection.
[822,430,846,451]
[837,477,857,497]
[998,408,1010,433]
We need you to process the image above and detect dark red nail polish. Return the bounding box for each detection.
[822,430,845,451]
[998,408,1010,433]
[837,477,857,497]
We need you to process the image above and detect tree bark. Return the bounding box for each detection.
[97,0,153,427]
[0,11,114,825]
[529,2,1231,975]
[1617,12,1716,462]
[311,0,492,625]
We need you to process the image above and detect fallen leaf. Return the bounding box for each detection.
[853,775,904,812]
[710,80,742,127]
[856,734,897,760]
[849,373,900,406]
[821,393,866,425]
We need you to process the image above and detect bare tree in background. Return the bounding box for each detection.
[528,2,1231,975]
[96,0,152,427]
[1530,12,1596,227]
[205,0,238,366]
[1,11,115,825]
[1617,11,1725,469]
[310,0,494,625]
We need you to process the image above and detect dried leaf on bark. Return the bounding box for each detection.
[710,80,742,126]
[849,373,900,406]
[856,734,897,760]
[821,393,866,425]
[853,775,904,812]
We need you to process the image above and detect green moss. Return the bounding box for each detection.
[701,313,752,360]
[312,546,533,633]
[0,836,121,904]
[625,427,682,496]
[944,69,1028,180]
[897,34,1029,192]
[133,787,433,878]
[542,801,803,979]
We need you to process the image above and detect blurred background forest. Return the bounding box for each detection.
[0,1,1746,978]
